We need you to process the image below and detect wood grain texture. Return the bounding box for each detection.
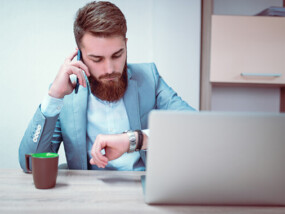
[0,169,284,214]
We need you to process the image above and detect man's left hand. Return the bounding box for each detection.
[89,133,130,168]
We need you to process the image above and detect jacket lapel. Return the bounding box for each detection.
[123,69,141,130]
[72,81,90,170]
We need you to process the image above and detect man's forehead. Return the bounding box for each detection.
[81,33,126,55]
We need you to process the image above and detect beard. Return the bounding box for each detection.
[88,61,128,102]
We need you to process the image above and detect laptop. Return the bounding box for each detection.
[142,111,285,205]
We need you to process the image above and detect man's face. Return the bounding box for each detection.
[80,33,128,101]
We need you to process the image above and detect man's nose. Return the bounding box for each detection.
[104,60,114,74]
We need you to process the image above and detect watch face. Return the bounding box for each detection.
[126,131,136,153]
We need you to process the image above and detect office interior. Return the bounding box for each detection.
[0,0,284,169]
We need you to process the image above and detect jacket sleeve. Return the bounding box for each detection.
[140,63,196,167]
[18,106,62,172]
[152,63,196,111]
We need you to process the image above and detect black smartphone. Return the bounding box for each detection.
[75,50,82,94]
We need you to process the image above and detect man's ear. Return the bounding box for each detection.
[125,38,128,46]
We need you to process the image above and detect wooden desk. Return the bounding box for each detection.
[0,169,284,214]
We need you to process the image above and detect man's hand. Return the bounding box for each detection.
[90,133,131,168]
[48,49,90,99]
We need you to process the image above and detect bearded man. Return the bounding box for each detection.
[19,1,195,172]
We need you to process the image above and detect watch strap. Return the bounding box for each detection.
[135,130,143,151]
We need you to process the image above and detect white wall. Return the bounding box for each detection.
[211,0,283,112]
[152,0,201,108]
[0,0,200,168]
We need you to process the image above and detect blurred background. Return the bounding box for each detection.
[0,0,201,168]
[1,0,283,169]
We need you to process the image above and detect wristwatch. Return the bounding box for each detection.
[124,130,136,153]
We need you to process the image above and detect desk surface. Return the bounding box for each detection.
[0,169,284,214]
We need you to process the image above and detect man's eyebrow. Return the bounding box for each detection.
[88,54,102,58]
[112,48,124,55]
[88,48,125,58]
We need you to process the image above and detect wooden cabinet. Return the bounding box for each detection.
[210,15,285,85]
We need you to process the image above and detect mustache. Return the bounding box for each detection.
[99,72,121,80]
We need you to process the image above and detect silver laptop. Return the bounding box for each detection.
[142,111,285,205]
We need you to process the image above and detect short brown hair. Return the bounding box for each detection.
[74,1,127,48]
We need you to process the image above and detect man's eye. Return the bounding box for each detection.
[92,59,102,63]
[113,54,122,59]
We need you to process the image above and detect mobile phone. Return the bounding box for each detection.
[75,50,82,94]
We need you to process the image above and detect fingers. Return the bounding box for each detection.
[93,147,109,168]
[89,157,108,168]
[70,61,90,77]
[49,49,91,98]
[69,66,87,88]
[90,135,109,168]
[66,50,90,89]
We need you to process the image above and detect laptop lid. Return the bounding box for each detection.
[144,111,285,205]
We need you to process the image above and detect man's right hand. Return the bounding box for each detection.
[48,49,90,99]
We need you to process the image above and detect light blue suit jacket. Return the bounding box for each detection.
[19,63,195,172]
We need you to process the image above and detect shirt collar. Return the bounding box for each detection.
[89,93,122,106]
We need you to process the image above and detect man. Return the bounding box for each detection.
[19,1,195,172]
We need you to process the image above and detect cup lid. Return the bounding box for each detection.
[31,153,59,158]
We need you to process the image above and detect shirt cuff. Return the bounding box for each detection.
[142,129,149,137]
[40,94,64,117]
